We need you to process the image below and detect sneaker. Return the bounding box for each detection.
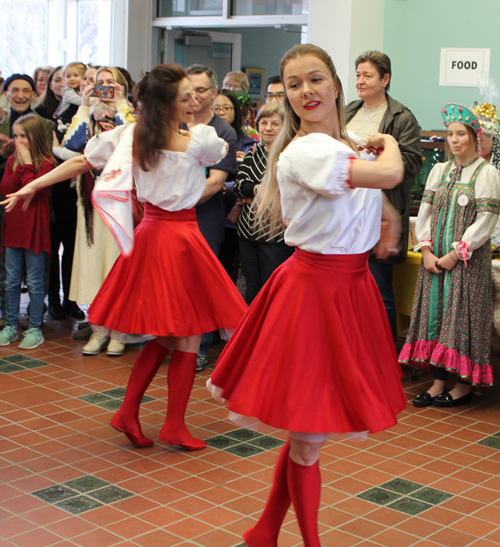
[196,353,208,373]
[18,328,44,350]
[107,338,125,357]
[0,325,18,346]
[82,332,109,356]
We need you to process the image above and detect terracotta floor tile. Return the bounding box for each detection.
[105,516,158,539]
[71,528,123,547]
[0,515,38,538]
[428,528,476,547]
[422,506,465,526]
[138,505,186,527]
[131,529,182,547]
[453,516,497,537]
[80,505,129,527]
[45,516,97,538]
[364,506,410,527]
[339,517,386,539]
[395,516,442,538]
[473,505,500,525]
[24,505,70,526]
[195,506,243,527]
[193,528,242,547]
[317,528,360,547]
[222,495,265,516]
[372,527,419,547]
[163,516,215,539]
[9,527,64,547]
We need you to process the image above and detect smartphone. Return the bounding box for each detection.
[91,85,115,99]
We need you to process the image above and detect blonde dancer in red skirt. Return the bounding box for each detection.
[208,44,408,547]
[2,65,247,451]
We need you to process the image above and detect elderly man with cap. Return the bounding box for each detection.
[0,74,54,175]
[0,74,54,326]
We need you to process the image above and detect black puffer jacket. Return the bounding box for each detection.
[345,94,422,264]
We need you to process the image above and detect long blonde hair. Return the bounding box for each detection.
[255,44,352,236]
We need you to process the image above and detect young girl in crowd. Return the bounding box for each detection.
[208,44,407,547]
[2,64,247,451]
[400,104,500,407]
[54,62,86,118]
[0,114,55,349]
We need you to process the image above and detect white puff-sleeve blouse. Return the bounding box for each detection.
[276,133,383,255]
[86,123,227,255]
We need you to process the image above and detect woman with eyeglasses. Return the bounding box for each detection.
[234,102,294,303]
[212,89,255,155]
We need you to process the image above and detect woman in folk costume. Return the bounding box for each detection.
[208,44,407,547]
[400,103,500,407]
[1,64,247,450]
[473,77,500,338]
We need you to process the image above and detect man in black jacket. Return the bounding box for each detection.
[345,51,422,341]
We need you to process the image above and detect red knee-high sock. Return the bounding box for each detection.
[243,440,291,547]
[287,457,321,547]
[159,350,206,450]
[111,340,169,447]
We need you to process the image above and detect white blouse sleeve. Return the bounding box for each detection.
[279,134,357,198]
[84,125,130,170]
[454,164,500,258]
[414,162,444,252]
[188,124,228,167]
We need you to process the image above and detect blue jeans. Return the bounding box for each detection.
[369,261,397,343]
[0,206,5,314]
[5,247,47,329]
[199,242,221,356]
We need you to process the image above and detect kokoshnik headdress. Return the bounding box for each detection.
[472,73,499,137]
[442,103,482,156]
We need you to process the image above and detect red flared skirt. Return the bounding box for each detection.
[88,204,247,337]
[210,249,407,434]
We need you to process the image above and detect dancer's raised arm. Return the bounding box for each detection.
[0,155,91,212]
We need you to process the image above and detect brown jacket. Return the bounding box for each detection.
[345,94,422,264]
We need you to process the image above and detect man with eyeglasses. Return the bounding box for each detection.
[265,76,285,105]
[185,64,238,373]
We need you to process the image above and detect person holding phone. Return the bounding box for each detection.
[61,66,135,356]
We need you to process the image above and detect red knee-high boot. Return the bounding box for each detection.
[159,350,206,451]
[243,440,291,547]
[287,457,322,547]
[111,340,169,447]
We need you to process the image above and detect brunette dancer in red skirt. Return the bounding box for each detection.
[208,44,408,547]
[2,65,247,451]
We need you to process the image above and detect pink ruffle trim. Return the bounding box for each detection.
[399,341,493,386]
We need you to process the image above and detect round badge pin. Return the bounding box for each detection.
[458,195,469,207]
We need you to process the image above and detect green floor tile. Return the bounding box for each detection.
[19,359,48,369]
[381,478,423,495]
[225,429,263,442]
[55,495,103,515]
[78,393,113,405]
[249,436,284,450]
[0,363,24,373]
[101,387,127,398]
[64,475,110,494]
[225,443,265,458]
[141,394,155,403]
[388,497,433,515]
[410,487,453,505]
[206,435,241,449]
[357,487,401,506]
[32,485,79,503]
[1,354,31,363]
[478,436,500,450]
[97,399,124,412]
[88,485,133,504]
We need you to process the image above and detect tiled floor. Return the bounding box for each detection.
[1,307,500,546]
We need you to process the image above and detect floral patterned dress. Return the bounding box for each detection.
[399,158,500,385]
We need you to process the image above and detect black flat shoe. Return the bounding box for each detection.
[433,390,472,407]
[49,302,66,320]
[63,300,85,320]
[413,391,442,408]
